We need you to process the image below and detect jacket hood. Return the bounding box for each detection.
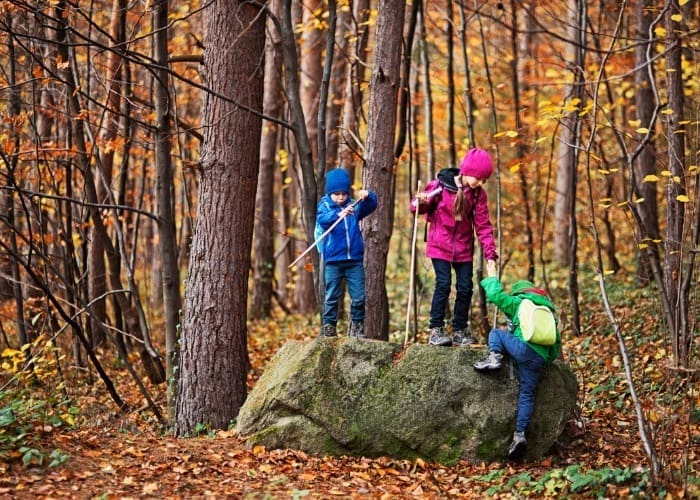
[436,168,460,192]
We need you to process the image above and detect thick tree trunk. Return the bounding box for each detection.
[363,0,406,341]
[175,0,265,435]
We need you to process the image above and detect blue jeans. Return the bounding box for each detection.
[323,260,365,325]
[488,328,545,433]
[429,259,473,330]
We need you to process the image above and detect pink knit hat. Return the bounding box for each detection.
[459,148,493,179]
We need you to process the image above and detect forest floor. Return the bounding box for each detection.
[1,291,699,498]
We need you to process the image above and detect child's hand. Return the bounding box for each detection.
[486,260,497,277]
[414,192,428,205]
[357,189,369,200]
[340,205,355,217]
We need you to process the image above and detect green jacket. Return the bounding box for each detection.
[480,276,561,363]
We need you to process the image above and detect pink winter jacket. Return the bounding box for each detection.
[410,175,498,263]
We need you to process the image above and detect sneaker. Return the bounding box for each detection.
[507,431,527,459]
[320,324,337,337]
[452,328,475,346]
[429,327,452,347]
[473,351,503,371]
[349,321,366,339]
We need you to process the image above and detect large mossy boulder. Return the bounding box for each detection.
[236,338,577,465]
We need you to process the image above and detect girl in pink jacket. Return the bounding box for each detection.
[411,148,498,347]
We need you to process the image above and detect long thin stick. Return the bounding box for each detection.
[289,198,362,269]
[405,180,422,346]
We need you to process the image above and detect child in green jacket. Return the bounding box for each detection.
[474,262,561,459]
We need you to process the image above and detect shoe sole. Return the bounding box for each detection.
[473,364,502,372]
[508,441,526,460]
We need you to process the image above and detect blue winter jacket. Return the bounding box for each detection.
[316,192,378,263]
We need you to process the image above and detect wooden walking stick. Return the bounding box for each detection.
[405,180,422,346]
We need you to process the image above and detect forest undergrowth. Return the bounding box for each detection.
[0,269,698,498]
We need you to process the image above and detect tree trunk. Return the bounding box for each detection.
[339,0,371,178]
[632,0,660,284]
[279,0,319,313]
[552,3,578,267]
[363,0,406,341]
[509,0,535,282]
[445,0,456,168]
[252,0,283,320]
[88,0,126,347]
[175,0,265,435]
[662,0,689,368]
[556,0,586,336]
[295,0,324,315]
[325,4,350,170]
[153,0,181,416]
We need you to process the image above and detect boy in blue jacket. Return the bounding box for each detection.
[474,261,561,459]
[317,168,377,338]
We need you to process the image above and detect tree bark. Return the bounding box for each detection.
[632,0,659,284]
[363,0,406,341]
[339,0,371,178]
[153,0,181,416]
[252,0,283,320]
[662,0,689,368]
[295,0,324,314]
[88,0,126,347]
[279,0,319,313]
[175,0,265,435]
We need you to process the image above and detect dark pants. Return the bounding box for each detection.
[429,258,473,330]
[488,328,545,433]
[323,260,365,325]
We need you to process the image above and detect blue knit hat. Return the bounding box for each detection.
[325,168,351,195]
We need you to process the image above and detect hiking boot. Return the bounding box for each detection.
[320,324,337,338]
[429,327,452,347]
[349,321,366,339]
[473,351,503,371]
[507,431,527,460]
[452,328,475,346]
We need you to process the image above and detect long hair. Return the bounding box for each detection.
[453,175,465,221]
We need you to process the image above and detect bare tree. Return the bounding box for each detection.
[88,0,128,348]
[175,1,265,435]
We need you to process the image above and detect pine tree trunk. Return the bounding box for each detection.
[363,0,406,340]
[175,1,265,435]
